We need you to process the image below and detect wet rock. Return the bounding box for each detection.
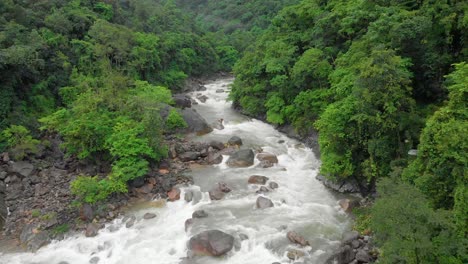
[207,152,223,165]
[188,230,234,257]
[256,186,269,193]
[356,249,372,263]
[215,89,225,93]
[209,182,231,200]
[143,213,157,220]
[209,140,225,150]
[79,203,94,222]
[256,196,274,209]
[168,188,181,201]
[209,188,224,200]
[185,218,194,232]
[259,160,274,168]
[342,231,360,245]
[196,94,208,103]
[11,161,34,177]
[218,182,232,193]
[269,182,279,189]
[173,94,192,109]
[125,215,136,228]
[287,249,305,260]
[85,223,99,237]
[227,136,242,146]
[179,152,200,162]
[339,199,360,213]
[256,153,278,164]
[185,190,193,202]
[211,119,224,130]
[89,256,100,264]
[248,175,269,185]
[226,149,254,167]
[180,108,213,135]
[192,210,208,219]
[287,231,310,247]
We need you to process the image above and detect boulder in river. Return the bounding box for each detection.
[192,210,208,218]
[256,196,274,209]
[227,136,243,146]
[248,175,269,185]
[287,231,310,247]
[167,187,181,201]
[143,213,157,220]
[256,186,270,193]
[188,230,235,257]
[209,182,231,200]
[269,182,279,189]
[79,203,94,222]
[207,152,223,165]
[256,152,278,164]
[226,149,254,167]
[180,108,213,135]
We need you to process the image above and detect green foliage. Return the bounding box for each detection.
[371,178,467,264]
[166,109,188,131]
[0,125,40,160]
[403,63,468,235]
[51,224,70,236]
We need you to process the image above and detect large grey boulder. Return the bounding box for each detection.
[173,94,192,109]
[256,196,274,209]
[181,108,213,135]
[188,230,234,256]
[226,149,254,167]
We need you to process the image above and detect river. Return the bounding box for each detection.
[0,78,350,264]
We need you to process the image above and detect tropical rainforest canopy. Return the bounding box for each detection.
[0,0,466,263]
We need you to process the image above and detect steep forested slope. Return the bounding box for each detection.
[0,0,227,202]
[231,0,467,262]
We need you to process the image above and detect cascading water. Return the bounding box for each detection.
[0,78,350,264]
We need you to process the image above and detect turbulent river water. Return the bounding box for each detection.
[0,78,350,264]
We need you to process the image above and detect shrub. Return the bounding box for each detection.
[166,108,187,131]
[0,125,40,160]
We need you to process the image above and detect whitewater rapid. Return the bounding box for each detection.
[0,78,350,264]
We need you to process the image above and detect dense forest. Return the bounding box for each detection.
[0,0,467,263]
[231,0,467,263]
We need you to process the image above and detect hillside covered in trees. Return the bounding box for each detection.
[0,0,466,263]
[231,0,467,263]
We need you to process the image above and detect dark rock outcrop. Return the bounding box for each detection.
[173,94,192,109]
